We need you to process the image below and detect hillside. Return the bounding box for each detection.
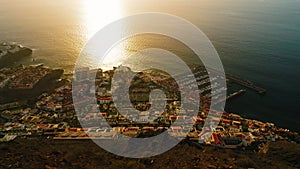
[0,138,299,169]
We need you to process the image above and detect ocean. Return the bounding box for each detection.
[0,0,299,132]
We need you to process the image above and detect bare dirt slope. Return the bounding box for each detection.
[0,138,299,169]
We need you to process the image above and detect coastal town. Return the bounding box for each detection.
[1,0,300,167]
[0,64,299,153]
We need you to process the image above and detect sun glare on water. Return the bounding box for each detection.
[83,0,123,38]
[81,0,126,68]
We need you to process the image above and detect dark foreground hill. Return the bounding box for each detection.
[0,138,299,169]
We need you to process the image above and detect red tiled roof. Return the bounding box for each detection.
[212,133,222,144]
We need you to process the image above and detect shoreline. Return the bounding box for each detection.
[0,65,298,134]
[0,42,32,68]
[0,65,299,145]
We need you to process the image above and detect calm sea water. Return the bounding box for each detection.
[0,0,299,132]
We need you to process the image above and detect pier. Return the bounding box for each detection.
[197,66,267,95]
[213,89,246,106]
[226,74,267,95]
[227,89,246,100]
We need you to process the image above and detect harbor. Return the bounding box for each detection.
[213,89,246,106]
[226,73,267,95]
[195,65,267,95]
